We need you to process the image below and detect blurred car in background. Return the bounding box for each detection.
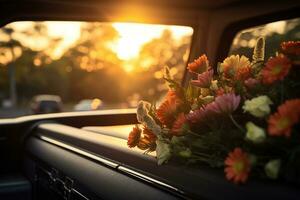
[1,99,13,108]
[30,95,63,114]
[74,98,103,111]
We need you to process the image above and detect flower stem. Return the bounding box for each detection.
[229,114,245,133]
[187,130,203,138]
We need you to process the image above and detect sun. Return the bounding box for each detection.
[112,23,193,62]
[112,23,163,60]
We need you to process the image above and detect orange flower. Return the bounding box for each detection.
[235,65,251,81]
[157,90,182,127]
[268,99,300,137]
[137,127,157,151]
[187,54,209,73]
[137,138,152,150]
[143,127,157,143]
[165,90,182,105]
[281,41,300,56]
[127,125,141,148]
[157,100,177,127]
[261,54,292,84]
[225,148,250,184]
[171,113,189,136]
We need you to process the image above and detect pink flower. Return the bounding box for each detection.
[206,93,240,114]
[244,78,259,89]
[187,107,209,124]
[191,69,214,88]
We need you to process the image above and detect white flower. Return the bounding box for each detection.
[156,138,171,165]
[265,159,281,179]
[243,96,273,118]
[245,122,266,143]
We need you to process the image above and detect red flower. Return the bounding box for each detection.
[205,93,240,114]
[143,127,157,143]
[225,148,250,184]
[127,125,141,148]
[262,54,292,84]
[156,100,177,127]
[171,113,189,136]
[191,69,214,88]
[215,88,225,96]
[157,90,182,127]
[187,54,210,74]
[137,127,157,151]
[281,41,300,56]
[268,99,300,137]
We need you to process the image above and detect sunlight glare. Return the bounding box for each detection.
[112,23,193,61]
[45,22,81,59]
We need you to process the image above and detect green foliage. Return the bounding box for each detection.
[0,22,191,106]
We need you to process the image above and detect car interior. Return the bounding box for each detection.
[0,0,300,199]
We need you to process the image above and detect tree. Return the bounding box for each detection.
[0,27,22,106]
[0,22,62,105]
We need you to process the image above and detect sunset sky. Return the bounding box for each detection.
[9,21,193,61]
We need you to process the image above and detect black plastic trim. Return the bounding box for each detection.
[37,135,187,199]
[26,137,181,200]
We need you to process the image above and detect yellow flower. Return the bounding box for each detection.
[243,96,273,118]
[219,55,250,79]
[245,122,266,143]
[265,159,281,179]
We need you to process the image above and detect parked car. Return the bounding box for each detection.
[30,95,63,114]
[74,98,103,111]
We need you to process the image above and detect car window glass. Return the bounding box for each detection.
[0,21,193,118]
[229,18,300,58]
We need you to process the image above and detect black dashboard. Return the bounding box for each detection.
[22,123,300,200]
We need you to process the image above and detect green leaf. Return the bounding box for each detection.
[156,139,172,165]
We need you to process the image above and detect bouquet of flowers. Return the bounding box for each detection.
[127,38,300,184]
